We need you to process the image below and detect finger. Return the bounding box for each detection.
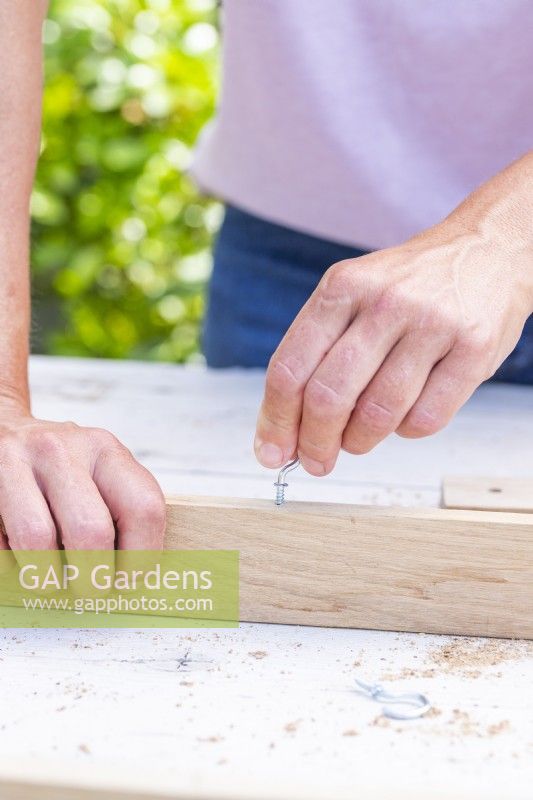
[0,463,61,589]
[36,461,116,550]
[0,463,57,551]
[93,443,166,550]
[341,331,452,454]
[255,262,361,468]
[297,308,404,475]
[397,338,488,439]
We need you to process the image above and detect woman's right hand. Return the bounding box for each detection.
[0,412,166,550]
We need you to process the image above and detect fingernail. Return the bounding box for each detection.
[300,456,327,476]
[257,442,284,468]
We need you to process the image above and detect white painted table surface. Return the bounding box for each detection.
[0,355,532,800]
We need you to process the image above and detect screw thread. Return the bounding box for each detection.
[274,482,287,505]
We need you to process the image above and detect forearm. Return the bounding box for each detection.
[438,150,533,312]
[0,1,48,414]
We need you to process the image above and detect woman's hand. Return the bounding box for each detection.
[0,414,166,550]
[255,152,533,475]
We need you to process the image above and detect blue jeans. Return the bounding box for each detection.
[204,205,533,384]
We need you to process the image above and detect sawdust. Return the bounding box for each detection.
[248,651,268,659]
[381,667,437,681]
[380,637,533,682]
[197,735,224,743]
[450,709,477,736]
[428,638,533,675]
[370,715,390,729]
[487,720,511,736]
[284,719,302,734]
[365,706,511,740]
[424,706,442,719]
[440,709,512,739]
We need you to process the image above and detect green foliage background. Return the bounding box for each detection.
[31,0,220,361]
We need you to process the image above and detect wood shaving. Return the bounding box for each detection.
[370,715,390,728]
[197,736,224,743]
[284,719,302,733]
[424,706,442,719]
[487,720,511,736]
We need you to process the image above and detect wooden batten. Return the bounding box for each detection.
[165,496,533,640]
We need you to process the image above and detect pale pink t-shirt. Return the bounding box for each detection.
[191,0,532,250]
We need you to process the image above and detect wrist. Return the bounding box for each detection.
[0,381,30,420]
[496,223,533,316]
[439,151,533,313]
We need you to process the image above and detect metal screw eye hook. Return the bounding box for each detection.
[273,458,300,505]
[354,678,431,721]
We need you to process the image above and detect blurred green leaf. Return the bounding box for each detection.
[31,0,220,361]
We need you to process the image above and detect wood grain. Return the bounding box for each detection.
[442,476,533,513]
[165,495,533,640]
